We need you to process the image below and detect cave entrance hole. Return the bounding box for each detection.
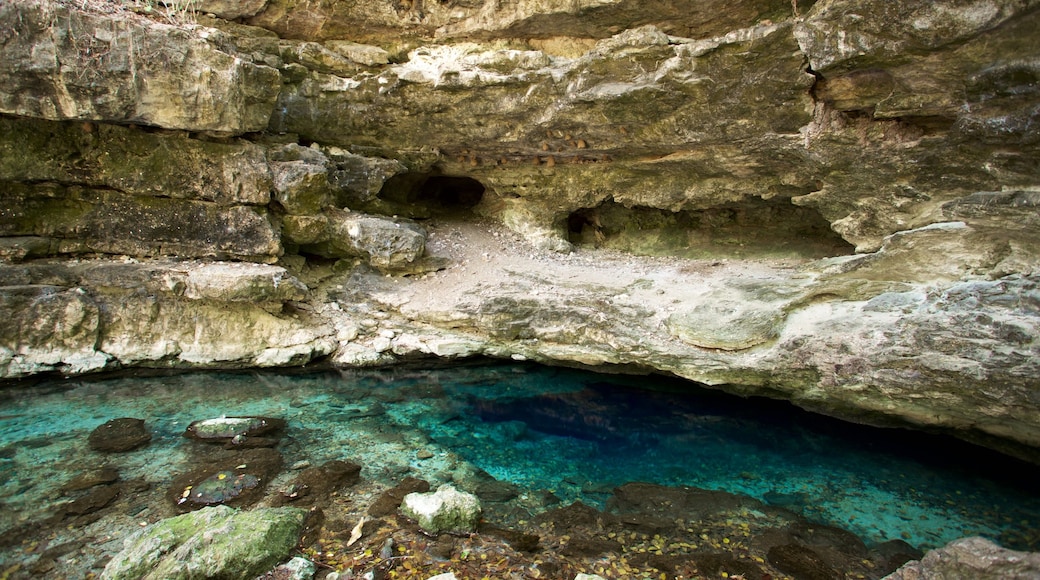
[567,198,855,260]
[377,172,486,219]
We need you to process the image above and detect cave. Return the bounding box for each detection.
[377,172,486,219]
[567,198,855,260]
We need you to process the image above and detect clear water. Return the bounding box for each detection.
[1,362,1038,555]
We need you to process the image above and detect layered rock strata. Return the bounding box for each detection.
[0,0,1038,467]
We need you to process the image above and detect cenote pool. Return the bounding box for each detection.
[1,362,1038,575]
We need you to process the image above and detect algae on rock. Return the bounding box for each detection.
[101,505,307,580]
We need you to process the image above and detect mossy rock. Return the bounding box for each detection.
[101,505,307,580]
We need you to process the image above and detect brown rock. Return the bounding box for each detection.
[88,419,151,453]
[368,477,430,517]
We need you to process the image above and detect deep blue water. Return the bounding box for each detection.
[1,362,1038,553]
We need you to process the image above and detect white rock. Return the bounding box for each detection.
[401,485,481,535]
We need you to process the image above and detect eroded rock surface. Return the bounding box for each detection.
[0,0,1038,469]
[0,0,280,133]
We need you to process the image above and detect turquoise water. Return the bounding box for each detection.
[1,362,1038,555]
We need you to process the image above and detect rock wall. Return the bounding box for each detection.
[1,0,1039,464]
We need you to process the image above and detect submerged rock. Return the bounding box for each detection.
[62,467,120,492]
[401,484,482,535]
[62,484,119,517]
[184,416,286,441]
[273,459,362,507]
[767,543,839,580]
[100,505,307,580]
[180,471,260,507]
[168,447,283,511]
[89,418,151,453]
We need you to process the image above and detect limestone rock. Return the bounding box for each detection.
[0,1,281,133]
[269,144,333,215]
[0,259,335,378]
[667,300,785,351]
[0,285,109,376]
[100,505,306,580]
[247,0,794,44]
[795,0,1031,73]
[311,211,428,269]
[401,484,482,535]
[324,41,391,67]
[883,536,1040,579]
[167,0,270,20]
[168,262,308,303]
[184,416,286,441]
[0,117,273,206]
[0,182,282,262]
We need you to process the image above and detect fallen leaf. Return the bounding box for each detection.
[347,516,366,546]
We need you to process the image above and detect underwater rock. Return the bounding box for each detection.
[62,484,119,517]
[273,459,362,507]
[88,418,151,453]
[883,536,1040,579]
[608,482,762,522]
[560,537,622,558]
[62,467,120,492]
[168,447,283,511]
[184,416,286,442]
[401,484,482,535]
[100,505,306,580]
[180,471,260,507]
[481,524,540,553]
[767,543,838,580]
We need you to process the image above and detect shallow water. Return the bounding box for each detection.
[1,362,1038,559]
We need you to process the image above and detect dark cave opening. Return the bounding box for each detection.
[377,172,486,218]
[567,198,855,260]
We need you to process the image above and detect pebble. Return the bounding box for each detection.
[291,460,312,470]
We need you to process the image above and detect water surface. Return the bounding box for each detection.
[1,363,1037,555]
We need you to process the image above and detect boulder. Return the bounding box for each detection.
[168,447,283,511]
[100,505,307,580]
[89,418,151,452]
[303,211,428,269]
[883,536,1040,579]
[400,484,482,535]
[184,416,286,441]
